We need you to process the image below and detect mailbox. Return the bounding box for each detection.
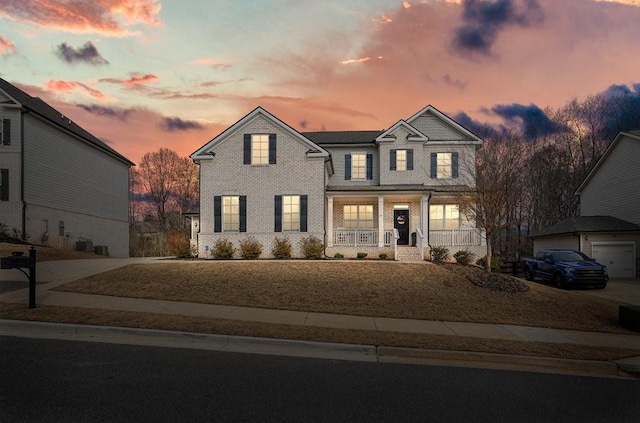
[1,249,37,308]
[1,254,34,269]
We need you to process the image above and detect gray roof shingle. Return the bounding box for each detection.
[532,216,640,237]
[302,130,382,145]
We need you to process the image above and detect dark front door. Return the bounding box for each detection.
[394,209,410,246]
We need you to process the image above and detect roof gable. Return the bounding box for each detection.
[0,78,133,166]
[191,106,329,160]
[575,131,640,195]
[406,104,482,145]
[375,120,428,143]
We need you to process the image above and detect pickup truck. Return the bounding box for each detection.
[521,250,608,289]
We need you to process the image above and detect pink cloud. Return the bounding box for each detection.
[46,79,108,100]
[0,35,16,55]
[99,73,159,87]
[0,0,161,37]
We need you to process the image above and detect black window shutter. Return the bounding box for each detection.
[452,152,459,179]
[430,153,437,178]
[407,149,414,170]
[213,196,222,232]
[274,195,282,232]
[269,134,276,164]
[239,196,247,232]
[390,149,396,171]
[243,134,251,164]
[300,195,308,232]
[2,119,10,146]
[0,169,8,201]
[344,154,351,180]
[366,153,373,180]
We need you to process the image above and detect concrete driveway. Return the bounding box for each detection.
[579,279,640,305]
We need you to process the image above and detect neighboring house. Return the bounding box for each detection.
[532,131,640,278]
[0,78,133,257]
[190,105,485,260]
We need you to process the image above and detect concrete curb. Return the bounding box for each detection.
[1,319,637,379]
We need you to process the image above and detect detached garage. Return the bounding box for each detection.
[531,216,640,279]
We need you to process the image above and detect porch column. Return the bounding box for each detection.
[327,196,334,247]
[422,195,430,243]
[378,195,384,247]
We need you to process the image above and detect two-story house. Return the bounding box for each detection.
[190,105,485,260]
[0,78,133,257]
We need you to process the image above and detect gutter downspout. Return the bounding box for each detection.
[20,109,29,240]
[426,191,432,257]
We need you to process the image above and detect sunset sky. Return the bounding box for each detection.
[1,0,639,164]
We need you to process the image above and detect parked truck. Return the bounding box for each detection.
[521,250,608,289]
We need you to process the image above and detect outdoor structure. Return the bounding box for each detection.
[190,105,485,260]
[0,78,133,257]
[532,131,640,278]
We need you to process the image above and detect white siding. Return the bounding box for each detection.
[580,135,640,225]
[23,114,129,222]
[533,235,579,253]
[0,106,23,231]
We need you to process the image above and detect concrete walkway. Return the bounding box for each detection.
[1,257,640,377]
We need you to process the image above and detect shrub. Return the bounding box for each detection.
[379,253,388,260]
[356,252,368,259]
[239,237,263,259]
[271,236,292,259]
[453,249,475,266]
[167,231,194,258]
[300,235,324,259]
[476,255,503,273]
[212,238,235,259]
[430,246,450,263]
[334,252,344,259]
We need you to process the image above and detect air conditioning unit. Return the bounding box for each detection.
[94,246,109,256]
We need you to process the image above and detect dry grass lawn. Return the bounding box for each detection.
[54,260,628,334]
[0,242,107,262]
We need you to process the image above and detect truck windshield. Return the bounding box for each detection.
[553,251,587,262]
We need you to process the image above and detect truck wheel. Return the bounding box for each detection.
[524,267,534,281]
[553,273,565,289]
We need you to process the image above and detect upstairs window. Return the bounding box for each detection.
[0,169,8,201]
[243,134,276,165]
[390,149,413,171]
[344,205,374,228]
[344,153,373,180]
[1,119,10,146]
[430,204,459,230]
[430,152,459,179]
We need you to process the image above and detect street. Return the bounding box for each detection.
[1,336,638,422]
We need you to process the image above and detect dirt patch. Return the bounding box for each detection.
[444,264,530,293]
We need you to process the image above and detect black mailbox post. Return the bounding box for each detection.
[1,248,37,308]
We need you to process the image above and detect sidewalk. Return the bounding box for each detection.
[1,257,640,377]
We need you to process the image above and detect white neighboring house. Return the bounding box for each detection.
[190,105,485,260]
[0,78,134,257]
[532,131,640,278]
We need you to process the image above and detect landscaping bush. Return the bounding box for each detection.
[333,252,344,259]
[356,252,368,259]
[379,253,388,260]
[453,249,475,266]
[430,246,450,263]
[167,231,194,258]
[300,235,324,259]
[212,238,235,259]
[476,255,503,273]
[239,237,263,259]
[271,236,292,259]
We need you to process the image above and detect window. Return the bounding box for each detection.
[244,134,276,165]
[1,119,9,146]
[430,152,459,179]
[430,204,459,230]
[344,205,374,228]
[0,169,8,201]
[344,153,373,180]
[390,149,413,171]
[275,195,307,232]
[214,195,246,232]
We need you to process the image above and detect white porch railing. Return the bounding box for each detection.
[333,229,394,247]
[429,229,484,246]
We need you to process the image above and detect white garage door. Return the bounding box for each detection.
[591,243,635,279]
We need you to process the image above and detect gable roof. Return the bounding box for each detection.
[531,216,640,238]
[575,130,640,195]
[406,104,483,144]
[302,130,382,145]
[191,106,329,160]
[0,78,134,166]
[375,120,428,143]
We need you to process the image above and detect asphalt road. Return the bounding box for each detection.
[1,336,639,422]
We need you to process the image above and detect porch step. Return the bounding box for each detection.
[396,246,423,262]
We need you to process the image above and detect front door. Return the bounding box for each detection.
[394,209,410,246]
